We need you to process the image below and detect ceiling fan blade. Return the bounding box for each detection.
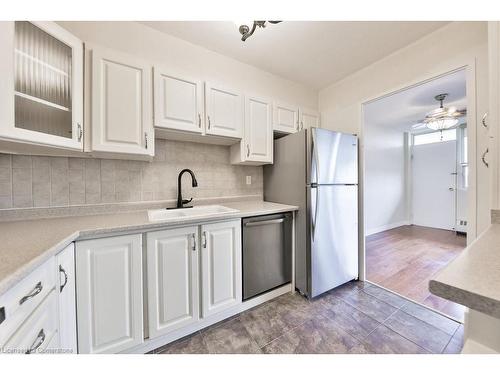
[411,122,427,130]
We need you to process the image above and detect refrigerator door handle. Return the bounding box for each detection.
[311,129,320,183]
[311,186,319,242]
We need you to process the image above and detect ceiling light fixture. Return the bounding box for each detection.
[237,21,282,41]
[424,93,463,131]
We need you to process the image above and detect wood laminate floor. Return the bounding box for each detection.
[366,225,466,321]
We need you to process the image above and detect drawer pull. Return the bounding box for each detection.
[19,282,43,305]
[25,329,46,354]
[244,218,285,227]
[59,265,68,292]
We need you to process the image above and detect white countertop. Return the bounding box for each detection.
[0,200,298,295]
[429,224,500,319]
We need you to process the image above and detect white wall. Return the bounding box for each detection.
[58,21,318,110]
[364,118,408,235]
[318,21,490,243]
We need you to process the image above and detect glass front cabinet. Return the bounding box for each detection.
[0,21,83,150]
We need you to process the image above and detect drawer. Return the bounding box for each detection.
[3,290,58,354]
[0,257,56,345]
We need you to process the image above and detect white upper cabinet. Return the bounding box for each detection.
[154,67,204,134]
[299,107,320,130]
[146,227,200,339]
[231,95,273,165]
[0,21,83,150]
[76,234,144,354]
[273,101,299,134]
[90,46,154,157]
[204,82,243,138]
[200,220,242,318]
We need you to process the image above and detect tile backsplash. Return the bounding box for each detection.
[0,139,263,209]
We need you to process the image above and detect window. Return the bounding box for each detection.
[413,129,456,145]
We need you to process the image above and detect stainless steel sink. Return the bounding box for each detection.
[148,205,239,222]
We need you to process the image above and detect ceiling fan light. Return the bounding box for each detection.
[425,117,459,130]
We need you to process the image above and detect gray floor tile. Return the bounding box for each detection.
[362,325,429,354]
[400,301,460,335]
[442,325,464,354]
[383,310,452,353]
[202,317,261,354]
[335,288,398,323]
[157,332,209,354]
[363,285,408,309]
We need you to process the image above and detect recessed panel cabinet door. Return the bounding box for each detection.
[205,82,243,138]
[244,96,273,163]
[154,67,204,134]
[273,101,298,134]
[76,234,143,354]
[201,220,242,318]
[91,46,154,156]
[299,107,320,130]
[146,227,199,338]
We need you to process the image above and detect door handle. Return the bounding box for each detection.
[19,282,43,305]
[207,115,211,129]
[191,233,196,251]
[144,132,148,149]
[59,265,68,292]
[311,186,319,242]
[202,231,207,248]
[77,123,83,142]
[26,329,46,354]
[448,187,455,191]
[481,148,489,168]
[482,112,488,129]
[244,218,285,227]
[246,144,250,157]
[198,113,202,128]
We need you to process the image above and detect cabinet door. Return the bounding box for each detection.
[205,82,243,138]
[146,227,199,338]
[76,234,143,354]
[56,243,77,353]
[0,21,83,150]
[299,107,320,130]
[91,46,154,156]
[154,67,204,134]
[244,96,273,163]
[201,220,242,317]
[273,101,299,134]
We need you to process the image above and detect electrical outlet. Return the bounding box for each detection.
[246,176,252,185]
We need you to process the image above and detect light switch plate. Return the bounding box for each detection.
[246,176,251,185]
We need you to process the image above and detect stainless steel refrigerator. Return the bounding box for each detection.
[264,127,358,298]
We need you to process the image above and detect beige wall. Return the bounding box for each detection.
[319,21,490,241]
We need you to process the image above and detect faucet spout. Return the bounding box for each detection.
[176,169,198,209]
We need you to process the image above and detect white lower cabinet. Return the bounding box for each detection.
[76,234,144,354]
[201,220,242,317]
[146,226,200,338]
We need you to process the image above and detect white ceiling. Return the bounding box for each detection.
[363,69,467,132]
[140,21,448,90]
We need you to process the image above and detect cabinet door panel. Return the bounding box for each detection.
[245,96,273,163]
[205,82,243,138]
[299,107,320,130]
[201,220,241,317]
[76,234,143,354]
[91,46,153,156]
[147,227,199,338]
[273,101,298,134]
[154,68,203,134]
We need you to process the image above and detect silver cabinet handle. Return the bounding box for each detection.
[145,132,148,149]
[26,329,45,354]
[482,112,488,128]
[59,265,68,292]
[246,144,250,157]
[208,115,211,129]
[300,121,304,130]
[19,282,43,305]
[198,113,202,128]
[202,231,207,249]
[244,218,285,227]
[77,123,83,142]
[191,233,196,251]
[448,187,455,191]
[296,120,299,131]
[482,148,489,168]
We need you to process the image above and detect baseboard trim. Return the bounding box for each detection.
[365,221,410,236]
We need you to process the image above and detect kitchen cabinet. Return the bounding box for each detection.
[204,82,244,138]
[200,220,242,317]
[273,101,299,134]
[230,95,273,165]
[146,226,200,338]
[299,107,320,130]
[90,46,154,157]
[0,21,83,151]
[154,67,204,134]
[76,234,143,354]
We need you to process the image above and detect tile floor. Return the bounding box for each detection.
[152,281,464,354]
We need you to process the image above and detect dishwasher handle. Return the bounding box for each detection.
[244,218,285,227]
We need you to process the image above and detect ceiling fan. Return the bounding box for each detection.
[411,93,466,131]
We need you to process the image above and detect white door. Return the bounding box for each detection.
[412,140,457,230]
[244,96,273,163]
[91,46,154,156]
[205,82,243,138]
[76,234,143,354]
[0,21,83,150]
[299,107,320,131]
[146,227,199,338]
[273,101,298,134]
[201,220,242,318]
[56,243,77,353]
[154,67,204,134]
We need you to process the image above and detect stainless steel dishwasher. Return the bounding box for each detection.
[242,213,292,300]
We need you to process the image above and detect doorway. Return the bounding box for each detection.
[362,69,469,321]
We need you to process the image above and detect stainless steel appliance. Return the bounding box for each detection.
[242,213,292,300]
[264,128,358,298]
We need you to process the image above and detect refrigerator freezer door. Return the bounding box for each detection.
[309,184,358,297]
[310,128,358,185]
